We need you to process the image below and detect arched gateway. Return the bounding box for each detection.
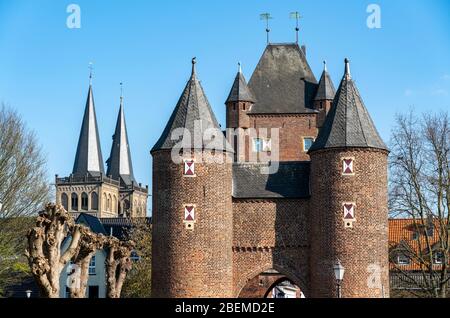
[151,41,389,298]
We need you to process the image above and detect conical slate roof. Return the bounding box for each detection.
[314,61,336,101]
[106,96,136,186]
[72,84,105,176]
[248,43,318,114]
[309,59,388,152]
[151,58,233,153]
[226,64,255,103]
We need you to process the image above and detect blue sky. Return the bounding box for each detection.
[0,0,449,214]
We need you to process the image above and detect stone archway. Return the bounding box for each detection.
[237,267,307,298]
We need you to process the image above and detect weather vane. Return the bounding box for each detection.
[290,12,302,44]
[260,13,273,44]
[120,82,124,101]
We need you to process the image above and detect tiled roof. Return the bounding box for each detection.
[232,162,310,199]
[100,217,151,240]
[248,43,318,114]
[226,67,255,103]
[151,58,233,153]
[389,218,445,271]
[309,59,388,152]
[314,64,336,101]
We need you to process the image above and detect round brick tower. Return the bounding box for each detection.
[309,59,390,298]
[151,59,234,298]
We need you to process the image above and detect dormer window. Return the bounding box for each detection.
[433,251,444,265]
[396,253,411,265]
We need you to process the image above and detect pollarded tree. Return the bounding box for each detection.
[25,204,83,298]
[69,230,106,298]
[105,236,135,298]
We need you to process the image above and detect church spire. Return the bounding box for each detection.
[72,74,105,177]
[106,83,136,186]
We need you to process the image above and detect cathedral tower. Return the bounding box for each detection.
[309,59,389,297]
[151,58,234,297]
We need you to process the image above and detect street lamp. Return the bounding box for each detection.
[333,259,345,298]
[25,290,32,298]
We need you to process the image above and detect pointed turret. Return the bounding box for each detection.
[314,61,336,102]
[106,90,136,186]
[309,58,387,152]
[225,63,255,104]
[314,60,336,128]
[151,58,233,153]
[72,83,105,177]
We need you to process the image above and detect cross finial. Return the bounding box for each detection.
[260,13,273,44]
[290,12,302,44]
[88,62,94,85]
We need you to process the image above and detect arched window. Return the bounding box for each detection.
[71,193,78,211]
[81,192,89,210]
[103,193,107,211]
[107,194,112,211]
[112,196,117,214]
[91,192,98,210]
[61,193,69,211]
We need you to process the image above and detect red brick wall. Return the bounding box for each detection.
[151,150,234,298]
[232,199,310,297]
[309,148,390,298]
[248,114,318,162]
[226,101,252,129]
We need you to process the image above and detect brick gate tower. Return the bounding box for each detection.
[309,59,390,297]
[151,59,235,297]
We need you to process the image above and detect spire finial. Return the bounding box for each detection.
[323,60,328,72]
[344,58,351,79]
[191,57,197,77]
[120,82,124,105]
[260,13,273,44]
[238,62,242,74]
[290,12,301,44]
[88,62,94,85]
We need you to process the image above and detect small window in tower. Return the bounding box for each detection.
[342,158,355,175]
[253,138,271,152]
[243,103,246,111]
[183,160,196,177]
[233,103,236,111]
[183,204,196,230]
[303,137,315,152]
[81,192,88,210]
[319,102,323,110]
[343,202,356,220]
[71,193,78,211]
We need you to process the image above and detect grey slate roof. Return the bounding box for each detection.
[106,97,136,186]
[225,68,255,103]
[248,43,318,114]
[232,162,310,199]
[309,59,388,152]
[76,213,107,235]
[151,59,233,153]
[100,217,151,240]
[72,85,105,176]
[314,64,336,101]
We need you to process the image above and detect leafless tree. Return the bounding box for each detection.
[389,109,450,298]
[105,236,134,298]
[0,105,50,295]
[69,230,106,298]
[25,204,83,298]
